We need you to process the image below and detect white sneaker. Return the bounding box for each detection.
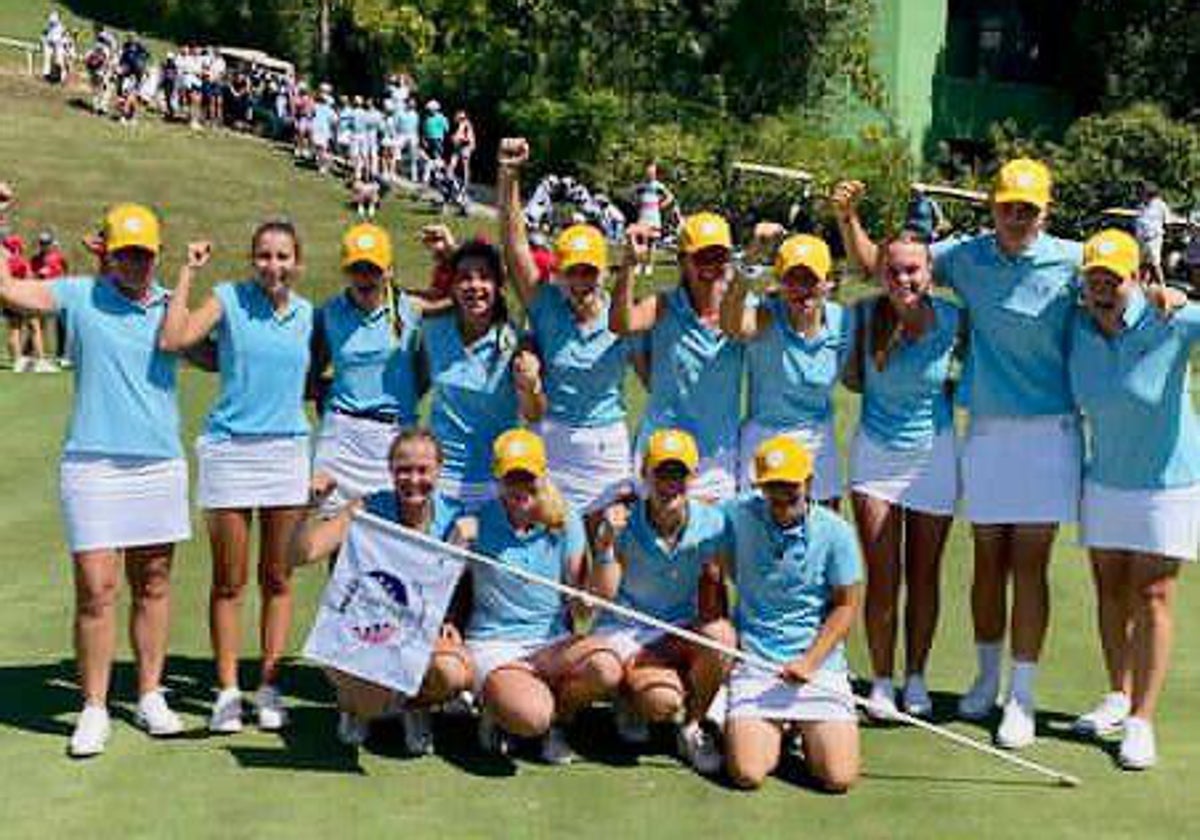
[957,673,1000,721]
[336,712,370,747]
[540,726,575,766]
[11,356,29,373]
[57,357,72,369]
[32,358,58,374]
[995,697,1036,750]
[440,690,475,717]
[255,685,288,731]
[1118,717,1156,770]
[902,674,933,718]
[477,710,509,757]
[1072,692,1130,738]
[402,707,434,756]
[69,704,111,757]
[136,689,183,737]
[676,721,722,776]
[614,698,650,745]
[209,687,244,734]
[866,679,901,722]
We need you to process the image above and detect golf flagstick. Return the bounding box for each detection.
[386,515,1081,788]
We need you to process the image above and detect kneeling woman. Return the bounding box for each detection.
[589,429,735,775]
[1070,230,1200,770]
[462,429,620,764]
[724,435,863,792]
[291,428,473,752]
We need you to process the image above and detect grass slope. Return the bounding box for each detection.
[0,72,1198,839]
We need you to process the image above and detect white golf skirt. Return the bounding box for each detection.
[312,412,399,514]
[961,415,1082,525]
[1080,480,1200,561]
[197,434,311,510]
[593,622,671,663]
[739,419,841,501]
[539,418,633,514]
[727,663,857,722]
[466,634,570,694]
[850,428,959,516]
[60,454,191,552]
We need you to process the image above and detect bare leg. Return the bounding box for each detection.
[902,509,952,677]
[208,509,252,689]
[124,544,174,696]
[853,493,902,680]
[725,718,783,790]
[1127,556,1180,721]
[257,506,306,687]
[74,550,121,705]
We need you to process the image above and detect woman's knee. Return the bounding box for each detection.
[577,650,625,695]
[484,671,555,737]
[422,653,472,702]
[76,575,118,618]
[811,760,860,794]
[632,683,684,722]
[258,562,293,598]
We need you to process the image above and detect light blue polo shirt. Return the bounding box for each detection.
[933,233,1082,417]
[205,281,313,439]
[596,498,731,630]
[528,285,630,428]
[466,500,587,641]
[396,108,419,138]
[51,276,182,459]
[725,497,862,669]
[1070,293,1200,489]
[746,297,852,429]
[424,112,449,141]
[422,315,519,488]
[363,489,460,540]
[640,286,744,455]
[316,290,422,421]
[859,296,962,450]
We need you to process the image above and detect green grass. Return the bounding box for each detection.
[1,70,1199,840]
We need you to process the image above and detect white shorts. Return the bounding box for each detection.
[466,635,569,694]
[312,413,398,515]
[197,434,311,510]
[727,663,857,722]
[1081,480,1200,561]
[60,454,191,552]
[962,415,1081,525]
[539,418,633,515]
[850,428,959,516]
[592,623,669,662]
[739,419,841,501]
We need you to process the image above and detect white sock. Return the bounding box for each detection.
[1009,660,1037,704]
[976,642,1003,681]
[872,676,895,696]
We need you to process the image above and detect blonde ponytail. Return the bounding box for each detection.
[534,476,568,532]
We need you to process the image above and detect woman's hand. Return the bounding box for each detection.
[512,349,542,394]
[623,223,654,269]
[498,137,529,170]
[448,516,478,548]
[186,241,213,271]
[830,180,866,222]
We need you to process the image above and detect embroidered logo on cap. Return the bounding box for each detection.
[571,235,590,252]
[765,450,786,469]
[357,234,376,250]
[506,440,528,457]
[124,217,143,233]
[662,435,683,453]
[1095,240,1118,256]
[1014,171,1036,189]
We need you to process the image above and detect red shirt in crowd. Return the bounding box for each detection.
[31,247,68,280]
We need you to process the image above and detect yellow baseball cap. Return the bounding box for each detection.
[992,158,1052,209]
[753,435,814,486]
[493,428,548,479]
[555,224,607,272]
[103,203,160,255]
[341,223,393,271]
[680,212,732,255]
[1082,229,1139,282]
[644,428,700,474]
[775,234,832,281]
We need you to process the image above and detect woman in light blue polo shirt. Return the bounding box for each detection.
[460,429,611,766]
[309,223,423,514]
[588,429,734,777]
[721,228,851,506]
[1,203,188,757]
[845,232,963,721]
[834,160,1082,750]
[611,211,744,501]
[1069,230,1200,770]
[723,435,863,793]
[498,137,633,520]
[419,238,544,509]
[159,219,313,737]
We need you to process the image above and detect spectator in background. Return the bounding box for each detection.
[450,110,477,192]
[904,186,946,244]
[2,233,50,373]
[395,97,422,183]
[422,100,450,169]
[1185,214,1200,299]
[42,11,67,83]
[31,231,68,368]
[631,161,675,278]
[1135,181,1170,286]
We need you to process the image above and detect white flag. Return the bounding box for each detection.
[303,510,466,696]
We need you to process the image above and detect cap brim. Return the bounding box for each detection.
[495,461,545,480]
[992,190,1048,209]
[1081,258,1136,281]
[647,455,696,474]
[106,239,159,255]
[753,470,810,486]
[558,255,604,272]
[342,254,389,272]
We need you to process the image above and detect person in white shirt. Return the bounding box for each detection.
[1135,182,1170,285]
